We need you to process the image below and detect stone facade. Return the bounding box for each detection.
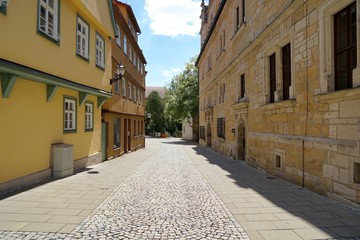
[197,0,360,205]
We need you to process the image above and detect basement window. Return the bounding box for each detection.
[275,155,281,168]
[354,162,360,183]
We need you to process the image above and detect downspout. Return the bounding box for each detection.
[302,0,309,188]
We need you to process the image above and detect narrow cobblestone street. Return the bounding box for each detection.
[1,138,360,239]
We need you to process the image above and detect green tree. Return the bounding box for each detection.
[165,56,199,122]
[145,91,165,133]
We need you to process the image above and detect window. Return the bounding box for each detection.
[128,83,132,100]
[113,118,121,148]
[138,120,141,136]
[282,43,291,100]
[217,118,225,138]
[137,89,140,103]
[96,33,105,69]
[0,0,8,15]
[235,6,240,30]
[124,36,127,55]
[64,98,76,132]
[76,16,89,59]
[129,45,132,62]
[38,0,59,41]
[238,74,245,101]
[134,120,137,136]
[85,102,93,131]
[134,52,137,66]
[133,86,136,102]
[122,79,126,96]
[334,2,357,90]
[269,53,276,103]
[242,0,246,23]
[219,83,225,104]
[114,78,119,93]
[116,24,121,47]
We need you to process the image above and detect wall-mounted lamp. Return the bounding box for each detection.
[110,63,125,84]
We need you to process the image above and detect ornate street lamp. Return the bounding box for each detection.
[110,63,125,84]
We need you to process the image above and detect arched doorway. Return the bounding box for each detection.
[206,122,211,147]
[237,123,245,160]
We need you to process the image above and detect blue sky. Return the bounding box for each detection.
[125,0,202,87]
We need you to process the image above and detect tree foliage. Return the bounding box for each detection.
[145,91,165,133]
[165,56,199,123]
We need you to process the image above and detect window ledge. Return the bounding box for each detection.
[261,99,296,110]
[314,87,360,102]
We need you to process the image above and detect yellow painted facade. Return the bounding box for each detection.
[197,0,360,205]
[0,0,115,190]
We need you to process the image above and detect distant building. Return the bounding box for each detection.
[102,0,147,158]
[197,0,360,205]
[0,0,115,191]
[145,86,166,99]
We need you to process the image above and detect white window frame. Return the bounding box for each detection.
[76,16,89,59]
[124,36,127,55]
[96,33,105,69]
[122,78,126,96]
[85,102,93,130]
[64,98,76,132]
[38,0,59,41]
[128,82,132,100]
[116,23,121,47]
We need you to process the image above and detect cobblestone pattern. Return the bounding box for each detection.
[0,141,249,239]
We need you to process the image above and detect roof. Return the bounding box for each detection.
[115,1,141,34]
[145,86,166,99]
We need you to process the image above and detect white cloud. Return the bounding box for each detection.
[161,68,181,79]
[145,0,202,37]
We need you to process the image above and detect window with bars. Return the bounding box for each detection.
[64,98,76,132]
[217,118,225,138]
[334,2,357,91]
[269,53,276,103]
[85,102,93,131]
[38,0,59,41]
[76,16,89,59]
[282,43,291,100]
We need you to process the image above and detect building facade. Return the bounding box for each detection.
[102,1,147,158]
[197,0,360,205]
[0,0,115,191]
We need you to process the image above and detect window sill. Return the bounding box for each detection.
[261,99,296,110]
[76,53,89,62]
[314,86,360,102]
[85,128,94,132]
[64,129,77,134]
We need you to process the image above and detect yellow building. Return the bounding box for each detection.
[0,0,115,191]
[102,1,147,158]
[197,0,360,205]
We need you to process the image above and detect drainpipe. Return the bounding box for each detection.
[301,0,309,188]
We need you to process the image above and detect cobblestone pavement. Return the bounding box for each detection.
[0,139,249,239]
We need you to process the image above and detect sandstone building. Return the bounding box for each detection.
[197,0,360,205]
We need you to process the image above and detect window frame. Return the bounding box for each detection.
[113,118,121,149]
[122,78,126,97]
[64,96,77,133]
[85,101,94,131]
[95,32,105,70]
[282,43,291,100]
[76,15,90,61]
[217,118,225,139]
[0,0,8,15]
[269,53,276,103]
[116,23,121,47]
[334,2,357,91]
[37,0,60,44]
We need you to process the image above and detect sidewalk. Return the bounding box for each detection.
[183,141,360,240]
[0,138,360,239]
